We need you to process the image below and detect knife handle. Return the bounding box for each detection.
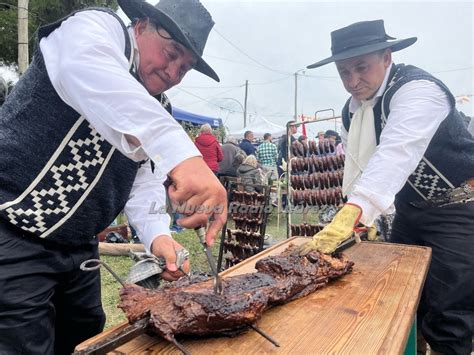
[194,226,207,245]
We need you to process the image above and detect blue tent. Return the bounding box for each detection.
[173,107,222,128]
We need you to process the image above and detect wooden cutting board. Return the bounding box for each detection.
[76,238,431,354]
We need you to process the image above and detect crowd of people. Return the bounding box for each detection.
[193,124,344,205]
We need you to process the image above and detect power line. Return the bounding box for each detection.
[178,86,242,108]
[181,76,292,90]
[252,75,293,85]
[205,53,266,69]
[180,83,243,89]
[432,66,473,74]
[177,87,246,113]
[213,28,290,76]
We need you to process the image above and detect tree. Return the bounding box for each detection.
[0,0,118,69]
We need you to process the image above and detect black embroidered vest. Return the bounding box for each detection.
[0,8,141,246]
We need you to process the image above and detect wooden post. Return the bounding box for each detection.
[17,0,29,75]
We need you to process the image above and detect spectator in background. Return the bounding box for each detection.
[194,123,223,175]
[325,129,345,155]
[278,121,297,175]
[218,136,246,177]
[317,131,326,143]
[298,134,308,144]
[239,130,257,156]
[257,133,278,182]
[237,155,263,192]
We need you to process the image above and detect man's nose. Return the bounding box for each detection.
[347,72,360,88]
[164,63,181,85]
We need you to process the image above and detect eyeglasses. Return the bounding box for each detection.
[154,25,197,75]
[156,26,173,41]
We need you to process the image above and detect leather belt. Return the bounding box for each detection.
[410,178,474,209]
[465,177,474,189]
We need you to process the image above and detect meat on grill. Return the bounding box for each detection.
[118,246,353,342]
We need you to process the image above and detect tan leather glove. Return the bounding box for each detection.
[366,224,378,241]
[297,203,363,255]
[354,223,377,241]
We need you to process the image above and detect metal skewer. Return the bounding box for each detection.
[80,259,193,354]
[172,338,191,355]
[194,226,223,295]
[80,259,126,287]
[249,324,280,347]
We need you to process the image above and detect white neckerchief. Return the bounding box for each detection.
[342,100,377,196]
[342,63,393,197]
[127,27,140,75]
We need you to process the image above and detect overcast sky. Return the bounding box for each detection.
[118,0,473,136]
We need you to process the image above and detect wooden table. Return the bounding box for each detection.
[76,238,431,354]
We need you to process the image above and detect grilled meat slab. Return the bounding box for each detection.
[118,247,353,341]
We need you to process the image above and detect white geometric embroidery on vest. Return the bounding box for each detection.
[4,120,113,236]
[408,159,453,200]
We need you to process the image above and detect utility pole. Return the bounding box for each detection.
[18,0,29,75]
[243,80,248,128]
[294,69,306,121]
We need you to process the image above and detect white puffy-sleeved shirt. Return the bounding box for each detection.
[341,63,451,226]
[40,10,201,250]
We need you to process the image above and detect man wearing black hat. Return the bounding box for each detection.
[299,20,474,354]
[0,0,227,353]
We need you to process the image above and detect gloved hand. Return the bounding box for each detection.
[360,224,377,241]
[297,203,364,255]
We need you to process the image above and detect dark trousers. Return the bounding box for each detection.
[391,201,474,354]
[0,224,105,355]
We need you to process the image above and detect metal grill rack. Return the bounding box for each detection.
[217,179,272,270]
[286,109,346,237]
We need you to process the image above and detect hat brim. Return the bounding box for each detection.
[119,0,219,82]
[307,37,417,69]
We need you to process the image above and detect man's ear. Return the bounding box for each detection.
[383,49,392,68]
[134,17,149,36]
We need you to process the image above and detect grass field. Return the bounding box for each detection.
[100,209,294,329]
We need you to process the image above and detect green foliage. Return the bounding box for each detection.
[0,0,118,67]
[179,121,227,143]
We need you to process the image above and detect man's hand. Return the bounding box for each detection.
[297,203,363,255]
[168,156,227,246]
[151,235,190,281]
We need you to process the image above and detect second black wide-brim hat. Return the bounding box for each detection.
[119,0,220,82]
[307,19,417,69]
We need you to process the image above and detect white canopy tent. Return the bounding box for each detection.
[229,116,286,140]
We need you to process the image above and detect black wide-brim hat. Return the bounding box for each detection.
[307,20,417,69]
[119,0,219,82]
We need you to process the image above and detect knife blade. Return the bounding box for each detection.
[334,232,362,253]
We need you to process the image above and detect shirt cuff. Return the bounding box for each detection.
[136,219,172,254]
[143,130,202,176]
[347,196,380,226]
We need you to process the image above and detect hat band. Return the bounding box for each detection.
[332,35,390,55]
